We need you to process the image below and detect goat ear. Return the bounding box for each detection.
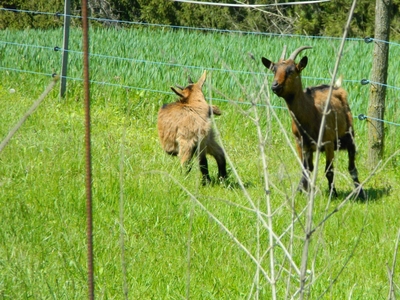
[171,86,184,98]
[261,57,274,71]
[297,56,308,72]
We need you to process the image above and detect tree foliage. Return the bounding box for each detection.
[0,0,65,29]
[292,0,376,37]
[1,0,400,40]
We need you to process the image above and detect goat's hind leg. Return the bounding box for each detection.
[206,134,227,181]
[347,141,366,199]
[325,146,338,197]
[180,137,214,185]
[178,140,196,175]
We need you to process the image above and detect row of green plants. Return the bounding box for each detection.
[1,27,399,129]
[0,26,399,298]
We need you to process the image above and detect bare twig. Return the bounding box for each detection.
[152,171,274,282]
[317,221,366,298]
[388,228,400,299]
[209,72,302,277]
[299,1,358,298]
[118,90,132,300]
[311,149,400,236]
[252,90,277,299]
[186,202,195,300]
[0,76,59,153]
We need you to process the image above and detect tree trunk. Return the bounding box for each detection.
[367,0,391,168]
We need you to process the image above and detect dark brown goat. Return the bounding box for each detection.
[262,46,365,198]
[157,70,227,184]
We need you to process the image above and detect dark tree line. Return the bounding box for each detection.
[1,0,400,39]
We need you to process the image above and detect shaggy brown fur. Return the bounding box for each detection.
[157,71,227,184]
[262,46,365,199]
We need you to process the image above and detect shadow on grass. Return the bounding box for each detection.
[336,186,392,203]
[209,173,392,200]
[358,186,392,202]
[208,175,255,190]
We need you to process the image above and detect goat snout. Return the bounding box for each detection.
[271,81,282,95]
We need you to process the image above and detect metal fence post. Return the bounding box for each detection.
[60,0,71,98]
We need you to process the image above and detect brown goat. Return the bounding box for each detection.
[157,70,227,184]
[262,46,365,198]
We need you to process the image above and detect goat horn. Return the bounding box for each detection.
[188,75,194,84]
[288,46,312,61]
[279,45,287,62]
[175,84,184,89]
[197,70,207,87]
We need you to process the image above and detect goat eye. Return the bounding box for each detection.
[286,65,295,76]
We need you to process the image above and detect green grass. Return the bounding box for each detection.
[0,27,400,299]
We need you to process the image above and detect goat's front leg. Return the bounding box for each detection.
[297,146,313,193]
[325,146,338,197]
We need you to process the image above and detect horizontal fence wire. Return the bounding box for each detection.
[1,7,399,127]
[2,7,398,44]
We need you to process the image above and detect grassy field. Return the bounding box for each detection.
[1,26,400,299]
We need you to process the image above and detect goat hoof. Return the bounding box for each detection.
[297,186,309,195]
[357,188,367,200]
[297,181,310,194]
[201,176,212,186]
[218,175,227,182]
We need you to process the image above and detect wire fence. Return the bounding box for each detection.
[1,7,400,127]
[0,6,399,299]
